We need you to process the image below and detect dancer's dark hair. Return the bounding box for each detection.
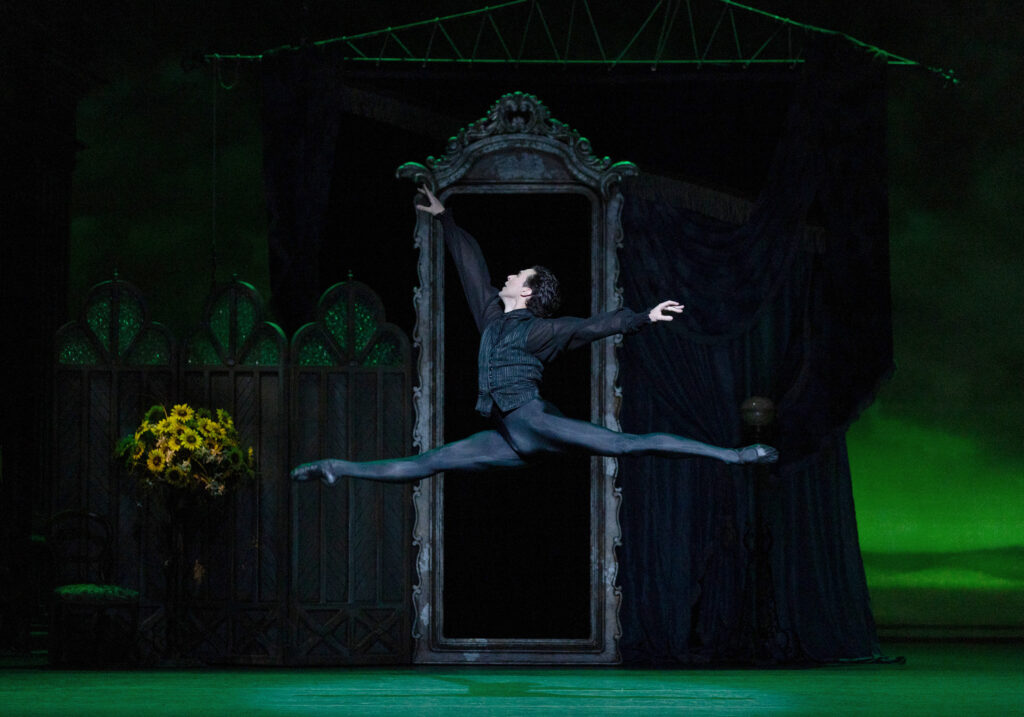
[525,265,561,318]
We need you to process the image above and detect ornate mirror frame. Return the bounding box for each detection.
[397,92,636,664]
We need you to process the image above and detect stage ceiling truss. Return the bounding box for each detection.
[205,0,956,81]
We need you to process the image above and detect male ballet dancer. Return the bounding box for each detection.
[291,186,777,485]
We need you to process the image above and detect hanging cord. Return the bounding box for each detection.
[217,59,241,90]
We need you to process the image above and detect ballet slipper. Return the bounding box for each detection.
[735,444,779,464]
[290,460,344,485]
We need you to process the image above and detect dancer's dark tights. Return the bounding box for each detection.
[293,399,753,484]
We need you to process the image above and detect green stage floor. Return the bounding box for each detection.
[1,642,1020,716]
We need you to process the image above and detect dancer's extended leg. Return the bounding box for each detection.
[504,400,777,464]
[291,429,526,484]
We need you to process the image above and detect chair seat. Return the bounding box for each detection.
[53,583,140,604]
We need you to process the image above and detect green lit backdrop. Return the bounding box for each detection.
[848,29,1023,628]
[68,1,1022,633]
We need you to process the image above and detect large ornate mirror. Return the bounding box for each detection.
[397,93,636,664]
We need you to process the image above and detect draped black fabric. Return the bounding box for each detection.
[617,38,891,663]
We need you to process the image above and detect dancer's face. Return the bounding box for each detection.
[500,268,536,303]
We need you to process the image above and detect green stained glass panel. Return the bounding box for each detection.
[236,293,256,348]
[117,295,144,357]
[58,327,101,365]
[363,335,401,367]
[210,293,232,352]
[86,295,113,353]
[298,332,338,366]
[243,334,281,366]
[188,335,221,366]
[353,299,375,352]
[324,300,349,352]
[125,328,170,366]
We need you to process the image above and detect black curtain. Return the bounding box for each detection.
[617,38,891,663]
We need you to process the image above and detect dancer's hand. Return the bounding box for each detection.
[416,186,445,216]
[649,300,684,322]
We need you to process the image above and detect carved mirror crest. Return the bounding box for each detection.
[397,92,636,664]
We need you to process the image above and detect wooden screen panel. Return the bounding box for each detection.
[179,363,288,663]
[178,278,289,663]
[287,285,413,664]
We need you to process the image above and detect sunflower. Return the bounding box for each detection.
[132,443,145,460]
[180,429,202,451]
[207,422,228,440]
[155,417,175,434]
[166,435,182,452]
[196,418,214,437]
[146,449,166,473]
[144,405,166,424]
[171,404,195,421]
[216,409,234,428]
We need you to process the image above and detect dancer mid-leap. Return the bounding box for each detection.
[292,187,777,485]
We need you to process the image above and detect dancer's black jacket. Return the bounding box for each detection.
[437,210,653,416]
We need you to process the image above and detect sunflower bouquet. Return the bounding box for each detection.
[116,404,255,496]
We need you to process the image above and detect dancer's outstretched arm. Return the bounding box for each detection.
[416,186,502,333]
[528,300,684,360]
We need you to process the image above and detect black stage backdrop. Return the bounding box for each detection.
[261,37,891,663]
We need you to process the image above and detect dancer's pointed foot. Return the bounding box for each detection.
[735,444,779,464]
[291,460,344,485]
